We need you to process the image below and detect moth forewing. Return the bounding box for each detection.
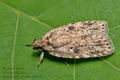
[32,20,114,59]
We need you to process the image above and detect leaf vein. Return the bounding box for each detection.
[73,60,76,80]
[100,58,120,72]
[11,12,20,80]
[0,1,52,29]
[110,25,120,32]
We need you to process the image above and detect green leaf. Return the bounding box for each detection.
[0,0,120,80]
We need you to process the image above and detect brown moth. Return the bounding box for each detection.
[29,20,115,63]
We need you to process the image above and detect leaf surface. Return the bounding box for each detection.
[0,0,120,80]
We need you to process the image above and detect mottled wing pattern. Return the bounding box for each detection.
[43,21,114,59]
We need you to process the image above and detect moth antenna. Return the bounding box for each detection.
[37,52,44,68]
[25,39,36,47]
[25,44,32,47]
[33,39,36,44]
[65,61,69,68]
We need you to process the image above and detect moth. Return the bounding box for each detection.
[27,20,114,63]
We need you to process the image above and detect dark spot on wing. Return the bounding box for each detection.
[102,24,105,26]
[68,26,74,30]
[108,47,111,49]
[70,47,74,49]
[73,46,80,53]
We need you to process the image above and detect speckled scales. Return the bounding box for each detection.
[38,21,115,59]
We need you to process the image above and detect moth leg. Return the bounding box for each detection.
[37,52,44,68]
[65,61,69,68]
[39,52,44,63]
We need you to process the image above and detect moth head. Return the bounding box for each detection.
[32,39,49,50]
[26,39,43,50]
[32,39,42,49]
